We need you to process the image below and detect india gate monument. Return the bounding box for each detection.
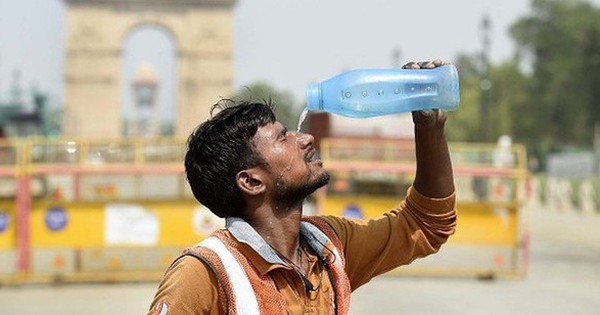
[63,0,236,137]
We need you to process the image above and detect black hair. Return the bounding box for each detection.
[185,99,277,218]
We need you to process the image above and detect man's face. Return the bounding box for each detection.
[252,121,330,202]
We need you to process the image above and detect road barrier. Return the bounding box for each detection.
[0,136,529,284]
[317,138,530,278]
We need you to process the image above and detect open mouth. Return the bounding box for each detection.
[304,149,321,163]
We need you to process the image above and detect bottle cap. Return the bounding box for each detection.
[306,83,322,110]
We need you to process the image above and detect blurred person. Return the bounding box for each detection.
[148,60,457,315]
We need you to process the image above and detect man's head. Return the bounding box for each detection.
[185,100,329,218]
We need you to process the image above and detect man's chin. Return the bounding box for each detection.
[318,172,331,187]
[312,170,330,189]
[273,172,330,203]
[296,172,330,199]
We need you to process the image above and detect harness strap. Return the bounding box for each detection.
[199,236,260,315]
[175,218,351,315]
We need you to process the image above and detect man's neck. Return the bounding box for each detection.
[243,201,304,261]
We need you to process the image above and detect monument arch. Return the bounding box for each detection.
[121,25,177,136]
[63,0,236,137]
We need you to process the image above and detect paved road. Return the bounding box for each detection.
[1,206,599,314]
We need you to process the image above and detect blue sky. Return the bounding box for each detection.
[1,0,598,118]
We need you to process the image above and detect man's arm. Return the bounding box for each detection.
[319,60,456,290]
[405,60,455,198]
[148,256,222,315]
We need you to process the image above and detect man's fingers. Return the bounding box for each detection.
[404,60,449,69]
[402,61,420,69]
[417,61,430,68]
[418,61,438,69]
[412,109,448,127]
[432,59,443,67]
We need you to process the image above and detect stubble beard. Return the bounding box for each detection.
[273,170,330,209]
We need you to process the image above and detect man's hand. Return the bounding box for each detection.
[402,59,455,198]
[402,59,446,70]
[402,60,449,129]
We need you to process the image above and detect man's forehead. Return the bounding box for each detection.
[255,122,283,137]
[252,122,284,143]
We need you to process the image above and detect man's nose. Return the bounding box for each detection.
[296,132,314,148]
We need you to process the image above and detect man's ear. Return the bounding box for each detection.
[236,168,266,196]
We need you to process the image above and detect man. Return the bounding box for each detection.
[149,60,457,314]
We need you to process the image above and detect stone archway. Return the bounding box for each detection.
[63,0,236,137]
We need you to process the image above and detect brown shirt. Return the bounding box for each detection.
[148,187,456,314]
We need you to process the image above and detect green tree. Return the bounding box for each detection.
[510,0,600,150]
[488,61,530,141]
[446,53,482,142]
[231,81,300,130]
[448,54,530,144]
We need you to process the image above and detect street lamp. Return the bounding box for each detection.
[132,63,159,137]
[480,14,492,141]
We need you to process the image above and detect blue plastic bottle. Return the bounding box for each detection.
[306,64,459,118]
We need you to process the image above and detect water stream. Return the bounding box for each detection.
[296,107,309,133]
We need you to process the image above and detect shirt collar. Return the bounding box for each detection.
[225,216,336,274]
[225,217,286,266]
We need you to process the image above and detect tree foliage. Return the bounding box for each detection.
[452,0,600,167]
[510,0,600,151]
[446,53,482,142]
